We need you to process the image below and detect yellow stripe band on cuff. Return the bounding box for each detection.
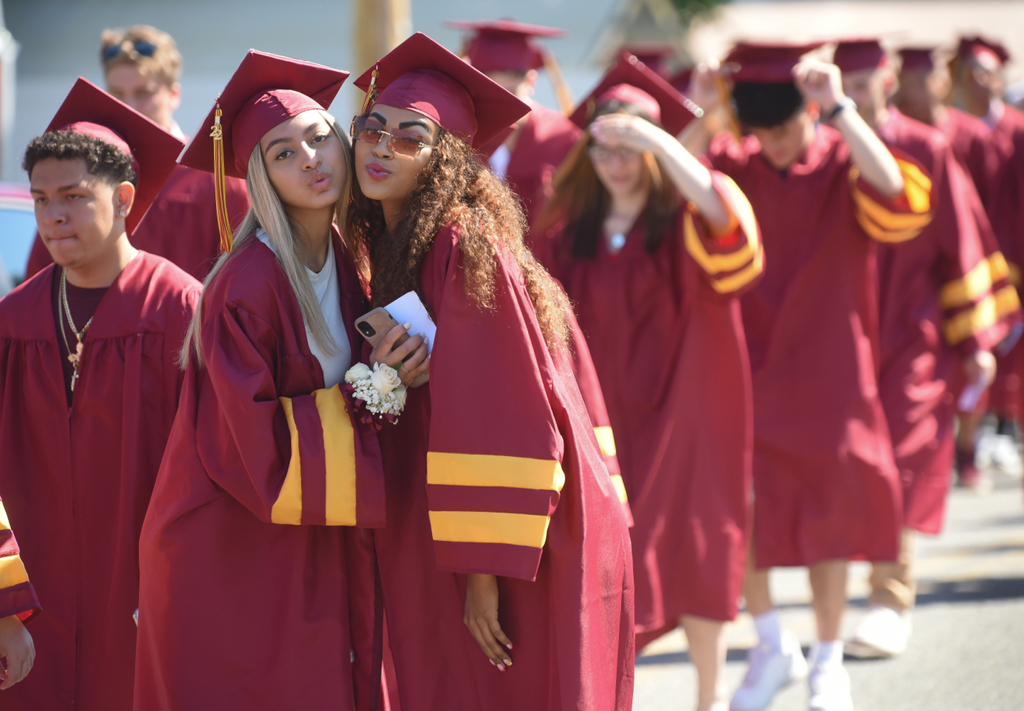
[427,452,565,492]
[944,285,1022,345]
[0,554,30,590]
[314,387,357,526]
[594,426,617,458]
[711,247,764,294]
[271,397,304,525]
[897,158,933,213]
[610,474,628,504]
[684,175,760,274]
[429,510,552,547]
[940,256,998,309]
[0,502,11,531]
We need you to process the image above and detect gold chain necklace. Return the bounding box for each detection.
[60,268,95,393]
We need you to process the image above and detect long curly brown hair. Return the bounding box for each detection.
[344,128,571,350]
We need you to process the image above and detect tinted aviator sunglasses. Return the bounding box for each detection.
[350,115,431,157]
[102,39,158,62]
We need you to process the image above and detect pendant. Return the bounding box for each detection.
[610,233,626,251]
[70,366,80,392]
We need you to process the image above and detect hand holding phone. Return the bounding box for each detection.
[354,306,430,387]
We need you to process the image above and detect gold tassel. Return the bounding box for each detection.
[210,105,234,252]
[714,74,743,144]
[360,65,379,116]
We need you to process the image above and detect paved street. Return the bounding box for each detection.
[634,439,1024,711]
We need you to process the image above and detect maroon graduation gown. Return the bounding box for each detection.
[875,109,1019,535]
[503,102,582,233]
[134,232,386,711]
[705,126,934,567]
[0,497,41,623]
[0,252,200,711]
[25,165,249,281]
[538,175,761,649]
[372,224,634,711]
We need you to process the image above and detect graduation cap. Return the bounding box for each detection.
[724,41,825,84]
[897,47,939,72]
[45,77,184,235]
[445,19,564,74]
[833,39,889,74]
[957,35,1010,66]
[353,32,531,150]
[615,44,678,78]
[179,50,349,251]
[568,52,701,136]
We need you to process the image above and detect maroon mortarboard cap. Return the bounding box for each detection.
[670,66,694,94]
[45,77,184,235]
[724,41,825,83]
[616,44,677,77]
[569,52,700,135]
[180,50,348,179]
[957,35,1010,66]
[833,39,889,73]
[897,47,939,73]
[354,32,531,150]
[445,19,564,74]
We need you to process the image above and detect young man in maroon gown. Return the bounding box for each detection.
[896,44,1024,487]
[0,496,42,690]
[835,38,1020,659]
[0,78,198,711]
[447,20,582,232]
[24,24,248,282]
[686,43,934,711]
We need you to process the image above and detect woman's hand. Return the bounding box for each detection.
[687,60,724,113]
[792,59,845,115]
[370,323,430,387]
[0,615,34,689]
[464,573,514,671]
[589,114,672,156]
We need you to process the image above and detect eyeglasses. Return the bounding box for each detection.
[350,115,432,157]
[587,144,641,163]
[102,39,158,62]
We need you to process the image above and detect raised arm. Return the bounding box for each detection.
[589,114,733,233]
[794,59,904,197]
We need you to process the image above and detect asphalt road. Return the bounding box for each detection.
[634,443,1024,711]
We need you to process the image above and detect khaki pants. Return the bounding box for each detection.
[868,528,917,611]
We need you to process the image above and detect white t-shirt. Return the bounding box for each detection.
[489,143,512,179]
[256,229,351,387]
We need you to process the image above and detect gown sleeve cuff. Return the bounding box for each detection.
[849,151,933,243]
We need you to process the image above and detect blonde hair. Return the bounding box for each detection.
[181,110,352,369]
[100,25,182,87]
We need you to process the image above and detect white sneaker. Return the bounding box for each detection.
[731,631,808,711]
[807,661,853,711]
[845,606,911,659]
[991,434,1023,476]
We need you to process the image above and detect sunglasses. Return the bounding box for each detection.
[587,144,641,163]
[350,115,432,157]
[102,39,158,62]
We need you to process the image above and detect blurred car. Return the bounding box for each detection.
[0,181,36,295]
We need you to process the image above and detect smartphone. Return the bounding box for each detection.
[354,307,409,350]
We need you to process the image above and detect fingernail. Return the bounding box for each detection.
[497,663,505,672]
[403,322,411,329]
[489,659,496,666]
[503,658,512,666]
[506,643,513,650]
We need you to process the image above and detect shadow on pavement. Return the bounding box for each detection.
[913,576,1024,605]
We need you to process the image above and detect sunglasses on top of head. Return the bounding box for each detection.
[350,115,432,157]
[102,39,158,62]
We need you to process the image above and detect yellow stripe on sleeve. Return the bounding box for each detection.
[427,452,565,492]
[1009,262,1021,287]
[314,387,358,526]
[271,397,303,525]
[0,502,11,531]
[944,285,1022,345]
[940,258,997,309]
[710,247,764,294]
[849,161,933,244]
[897,158,933,213]
[683,175,761,275]
[594,426,617,458]
[428,511,552,548]
[610,474,629,505]
[0,554,30,590]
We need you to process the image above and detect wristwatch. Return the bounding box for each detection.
[826,97,857,122]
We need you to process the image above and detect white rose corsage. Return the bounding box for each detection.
[341,362,407,429]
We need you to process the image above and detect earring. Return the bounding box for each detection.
[118,210,126,217]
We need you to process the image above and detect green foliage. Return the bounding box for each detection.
[669,0,724,21]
